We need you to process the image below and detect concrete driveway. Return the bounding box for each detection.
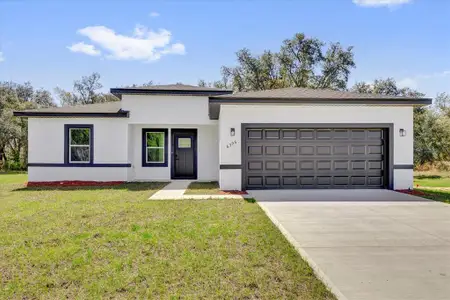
[250,190,450,300]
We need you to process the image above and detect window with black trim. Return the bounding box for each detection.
[142,129,168,167]
[65,124,93,164]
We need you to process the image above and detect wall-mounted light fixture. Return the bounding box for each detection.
[399,128,406,137]
[230,128,235,136]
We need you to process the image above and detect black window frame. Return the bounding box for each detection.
[142,128,168,167]
[64,124,94,165]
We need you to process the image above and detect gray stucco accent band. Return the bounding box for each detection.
[28,163,131,167]
[393,164,414,169]
[13,112,130,118]
[220,164,243,170]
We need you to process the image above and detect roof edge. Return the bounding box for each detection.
[13,111,130,118]
[111,88,233,98]
[209,97,432,105]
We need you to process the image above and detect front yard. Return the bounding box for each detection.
[0,174,334,299]
[413,170,450,204]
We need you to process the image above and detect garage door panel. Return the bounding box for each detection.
[247,129,263,139]
[281,129,297,139]
[244,127,387,189]
[282,145,298,155]
[265,129,280,139]
[265,161,280,170]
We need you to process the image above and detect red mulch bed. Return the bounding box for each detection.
[396,189,428,196]
[27,181,125,187]
[219,190,248,195]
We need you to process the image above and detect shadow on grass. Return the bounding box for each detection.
[414,175,442,179]
[0,171,27,175]
[416,189,450,204]
[13,182,168,192]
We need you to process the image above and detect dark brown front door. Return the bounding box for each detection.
[171,129,197,179]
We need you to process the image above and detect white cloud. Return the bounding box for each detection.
[0,52,4,62]
[397,77,418,89]
[149,11,160,17]
[67,42,101,56]
[398,70,450,89]
[72,25,185,62]
[353,0,413,7]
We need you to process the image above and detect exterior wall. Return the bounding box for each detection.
[27,118,129,182]
[218,104,414,190]
[121,95,215,125]
[28,167,128,182]
[130,124,219,181]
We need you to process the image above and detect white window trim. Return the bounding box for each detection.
[146,132,165,164]
[69,128,91,163]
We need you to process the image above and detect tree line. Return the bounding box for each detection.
[1,32,449,171]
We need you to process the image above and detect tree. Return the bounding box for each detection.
[434,92,450,117]
[0,81,55,169]
[198,78,229,89]
[221,33,355,92]
[351,78,450,167]
[128,81,154,88]
[351,78,424,97]
[55,72,119,106]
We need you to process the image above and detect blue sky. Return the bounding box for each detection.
[0,0,449,99]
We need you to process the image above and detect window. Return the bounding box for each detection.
[178,137,191,148]
[65,124,93,164]
[142,129,168,167]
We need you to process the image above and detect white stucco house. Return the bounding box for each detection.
[14,84,431,190]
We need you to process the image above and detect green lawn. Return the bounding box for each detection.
[184,181,221,195]
[415,189,450,204]
[0,174,334,299]
[414,171,450,188]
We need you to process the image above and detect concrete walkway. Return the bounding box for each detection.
[250,190,450,300]
[149,180,249,200]
[149,180,192,200]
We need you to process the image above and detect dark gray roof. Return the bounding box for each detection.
[210,87,431,101]
[13,101,129,118]
[122,84,230,92]
[208,87,432,120]
[111,84,233,98]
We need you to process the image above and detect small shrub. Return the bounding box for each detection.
[4,161,25,171]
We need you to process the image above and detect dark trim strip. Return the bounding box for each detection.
[220,164,243,170]
[209,97,432,104]
[393,164,414,169]
[13,111,130,118]
[28,163,131,167]
[111,88,232,98]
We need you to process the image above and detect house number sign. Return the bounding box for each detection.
[226,140,238,148]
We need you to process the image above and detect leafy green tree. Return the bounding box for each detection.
[198,78,229,89]
[0,82,55,169]
[55,72,119,106]
[351,78,424,97]
[128,81,154,88]
[351,78,450,167]
[221,33,355,91]
[434,92,450,117]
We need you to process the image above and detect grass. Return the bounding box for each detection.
[0,173,334,299]
[184,181,221,195]
[415,189,450,204]
[414,170,450,188]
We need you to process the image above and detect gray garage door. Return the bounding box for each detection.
[243,127,387,189]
